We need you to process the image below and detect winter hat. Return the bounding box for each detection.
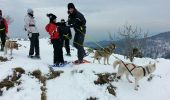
[68,3,75,9]
[47,13,57,21]
[27,8,33,14]
[61,19,65,22]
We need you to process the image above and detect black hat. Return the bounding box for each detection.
[61,19,65,22]
[68,3,75,9]
[47,13,57,20]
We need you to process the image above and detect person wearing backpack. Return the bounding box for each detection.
[0,10,8,51]
[45,13,65,66]
[67,3,86,64]
[58,19,72,56]
[24,9,40,58]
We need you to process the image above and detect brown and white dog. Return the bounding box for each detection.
[4,40,22,55]
[93,43,116,65]
[113,60,156,90]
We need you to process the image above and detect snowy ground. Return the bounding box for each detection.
[0,38,170,100]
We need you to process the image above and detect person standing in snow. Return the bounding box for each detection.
[24,9,40,58]
[67,3,86,64]
[0,10,8,51]
[58,19,72,56]
[45,13,65,66]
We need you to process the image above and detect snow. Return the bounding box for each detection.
[0,38,170,100]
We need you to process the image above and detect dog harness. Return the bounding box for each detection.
[121,60,135,76]
[140,66,151,77]
[130,64,137,72]
[141,67,146,76]
[121,61,148,77]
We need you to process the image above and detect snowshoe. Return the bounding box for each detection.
[72,59,90,65]
[49,61,71,67]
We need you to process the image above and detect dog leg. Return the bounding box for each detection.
[104,57,106,65]
[93,58,95,63]
[4,47,7,55]
[10,49,12,55]
[97,58,101,64]
[107,56,110,65]
[126,73,133,83]
[134,78,139,90]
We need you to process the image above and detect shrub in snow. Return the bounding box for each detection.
[107,84,117,96]
[0,56,8,62]
[46,67,63,80]
[0,67,25,96]
[94,73,117,85]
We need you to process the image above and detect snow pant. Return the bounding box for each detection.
[29,33,40,56]
[51,39,64,64]
[0,32,6,51]
[73,33,86,61]
[63,39,70,54]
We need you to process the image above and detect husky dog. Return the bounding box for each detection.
[113,60,156,90]
[93,43,116,65]
[4,40,22,55]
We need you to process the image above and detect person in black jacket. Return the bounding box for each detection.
[67,3,86,64]
[0,10,8,51]
[58,19,72,56]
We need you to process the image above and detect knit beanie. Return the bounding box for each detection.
[68,3,75,9]
[47,13,57,22]
[27,9,33,14]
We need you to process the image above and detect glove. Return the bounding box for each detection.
[66,34,72,40]
[69,34,72,40]
[28,32,32,38]
[24,28,27,31]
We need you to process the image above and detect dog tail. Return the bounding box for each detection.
[113,60,121,69]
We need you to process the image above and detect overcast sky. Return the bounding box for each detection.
[0,0,170,41]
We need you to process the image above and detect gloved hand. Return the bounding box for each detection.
[28,32,32,38]
[24,28,27,31]
[69,34,72,40]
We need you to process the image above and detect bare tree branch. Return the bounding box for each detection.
[118,24,148,62]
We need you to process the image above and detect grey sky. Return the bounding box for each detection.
[0,0,170,41]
